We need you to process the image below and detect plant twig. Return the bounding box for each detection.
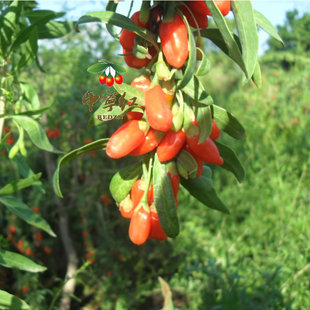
[44,151,79,310]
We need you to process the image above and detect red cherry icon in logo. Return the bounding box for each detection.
[99,75,106,85]
[115,74,123,84]
[106,76,114,87]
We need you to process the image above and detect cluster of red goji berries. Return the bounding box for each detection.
[104,1,230,245]
[4,126,15,145]
[46,128,60,139]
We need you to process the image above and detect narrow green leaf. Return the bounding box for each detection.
[254,10,284,45]
[158,277,175,310]
[10,115,62,154]
[111,63,126,73]
[77,11,158,48]
[87,63,109,73]
[109,163,142,203]
[181,177,229,214]
[9,11,62,54]
[204,0,246,74]
[20,82,40,110]
[252,58,262,88]
[153,154,179,238]
[193,103,212,144]
[232,0,259,79]
[37,20,74,39]
[0,196,56,237]
[0,290,30,310]
[12,105,51,116]
[28,25,39,56]
[215,141,245,183]
[183,76,213,105]
[0,249,46,273]
[25,10,65,22]
[0,133,10,152]
[212,104,246,140]
[176,150,198,180]
[53,139,109,198]
[114,82,145,106]
[0,173,41,195]
[177,15,196,89]
[105,0,120,40]
[196,47,210,77]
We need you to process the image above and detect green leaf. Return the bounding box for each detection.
[53,139,109,198]
[176,150,198,179]
[0,196,56,237]
[0,132,10,152]
[109,163,142,203]
[158,277,175,310]
[254,10,284,45]
[212,104,246,140]
[0,173,41,195]
[111,63,126,73]
[181,176,229,214]
[114,82,145,106]
[37,20,74,39]
[25,10,65,23]
[215,141,245,183]
[193,103,212,144]
[0,290,30,310]
[10,115,62,154]
[153,154,179,238]
[76,11,158,48]
[9,11,62,54]
[196,47,210,77]
[204,0,246,74]
[177,15,196,89]
[0,1,20,55]
[12,105,51,116]
[0,249,46,273]
[105,0,120,40]
[231,0,259,79]
[252,58,262,88]
[87,63,109,73]
[20,82,40,110]
[183,76,213,105]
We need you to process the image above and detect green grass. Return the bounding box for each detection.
[170,63,310,309]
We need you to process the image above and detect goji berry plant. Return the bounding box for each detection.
[0,2,74,308]
[53,0,283,246]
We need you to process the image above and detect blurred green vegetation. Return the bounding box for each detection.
[1,8,309,310]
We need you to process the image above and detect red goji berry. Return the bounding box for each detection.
[129,204,151,245]
[145,85,172,132]
[157,130,186,162]
[159,14,189,68]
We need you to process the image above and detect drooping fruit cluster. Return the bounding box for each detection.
[103,1,232,245]
[71,0,264,245]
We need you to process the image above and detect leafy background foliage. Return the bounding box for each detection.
[0,2,309,310]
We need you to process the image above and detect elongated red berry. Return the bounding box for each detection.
[106,120,148,159]
[210,120,221,140]
[157,130,186,162]
[129,204,151,245]
[186,136,223,165]
[131,129,163,156]
[159,14,189,68]
[145,85,172,131]
[149,210,167,241]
